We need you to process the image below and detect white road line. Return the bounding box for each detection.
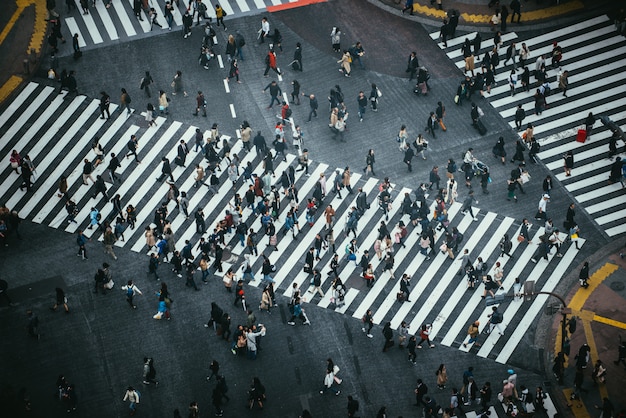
[18,100,112,217]
[73,0,104,43]
[234,0,250,13]
[0,95,85,202]
[0,86,55,154]
[223,79,230,93]
[217,55,224,68]
[0,82,38,132]
[495,241,583,363]
[94,0,119,40]
[126,0,151,32]
[114,0,138,37]
[64,17,87,47]
[230,104,236,118]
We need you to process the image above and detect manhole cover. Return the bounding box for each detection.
[610,281,625,291]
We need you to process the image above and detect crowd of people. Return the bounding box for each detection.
[5,1,625,416]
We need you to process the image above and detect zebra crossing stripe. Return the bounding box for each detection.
[495,240,583,363]
[125,0,151,33]
[47,122,141,228]
[252,169,356,291]
[474,228,557,358]
[94,0,120,41]
[234,0,251,13]
[313,177,379,305]
[606,223,626,237]
[384,202,462,329]
[253,0,266,9]
[441,217,516,347]
[353,191,448,324]
[64,17,87,48]
[425,212,507,340]
[72,0,104,44]
[115,0,138,37]
[0,82,38,133]
[0,94,85,202]
[405,211,493,334]
[19,103,120,219]
[451,32,518,68]
[66,117,175,235]
[125,125,198,250]
[0,86,55,158]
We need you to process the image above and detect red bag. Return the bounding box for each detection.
[576,129,586,143]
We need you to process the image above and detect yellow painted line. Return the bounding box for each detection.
[593,314,626,330]
[562,388,589,418]
[569,263,618,312]
[556,263,618,367]
[582,319,608,399]
[0,75,24,105]
[413,0,584,24]
[0,1,28,48]
[29,0,48,54]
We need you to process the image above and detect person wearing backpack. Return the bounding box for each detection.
[123,386,140,415]
[487,306,504,335]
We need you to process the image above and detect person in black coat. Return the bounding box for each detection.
[157,157,174,182]
[382,322,394,352]
[292,42,302,71]
[406,51,419,81]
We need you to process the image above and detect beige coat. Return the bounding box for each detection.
[338,52,351,74]
[145,229,156,247]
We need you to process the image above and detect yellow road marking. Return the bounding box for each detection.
[569,263,618,312]
[582,319,608,400]
[593,314,626,330]
[29,0,48,54]
[0,75,24,105]
[562,388,589,418]
[412,0,585,24]
[0,0,28,48]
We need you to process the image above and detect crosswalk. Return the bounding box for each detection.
[62,0,299,50]
[1,81,586,366]
[430,15,626,237]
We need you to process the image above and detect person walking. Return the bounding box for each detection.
[302,93,318,122]
[436,364,448,389]
[126,135,140,163]
[463,320,481,348]
[263,80,282,109]
[142,357,158,385]
[122,386,140,416]
[171,70,187,97]
[357,91,367,122]
[50,287,69,313]
[382,322,394,352]
[263,49,281,77]
[121,280,142,309]
[487,306,505,335]
[362,309,374,338]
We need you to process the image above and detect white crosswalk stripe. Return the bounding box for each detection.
[62,0,304,49]
[1,81,586,370]
[430,15,626,238]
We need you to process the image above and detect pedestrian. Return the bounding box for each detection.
[76,229,88,260]
[338,50,351,77]
[248,377,266,409]
[464,320,481,348]
[171,70,187,97]
[126,134,140,162]
[436,364,448,389]
[357,91,367,121]
[258,16,270,43]
[558,69,569,97]
[99,91,110,119]
[263,80,282,109]
[370,83,380,112]
[107,153,121,183]
[406,51,419,80]
[349,41,365,69]
[439,18,450,46]
[426,112,437,137]
[142,357,158,385]
[563,150,574,177]
[302,93,318,122]
[263,49,281,77]
[417,323,435,348]
[225,58,241,83]
[122,386,140,415]
[214,3,226,30]
[49,287,69,313]
[579,261,590,288]
[510,0,521,22]
[320,369,341,396]
[121,280,142,309]
[149,7,162,30]
[330,26,341,52]
[487,306,505,335]
[362,309,374,338]
[403,143,415,172]
[193,91,207,117]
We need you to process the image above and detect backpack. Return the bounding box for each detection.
[174,187,180,198]
[127,286,134,297]
[344,244,351,255]
[285,108,292,118]
[126,94,131,104]
[456,232,464,244]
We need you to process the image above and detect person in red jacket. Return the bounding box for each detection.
[263,49,281,77]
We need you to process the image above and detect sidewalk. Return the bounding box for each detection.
[548,240,626,417]
[375,0,615,29]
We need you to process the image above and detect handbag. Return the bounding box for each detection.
[170,80,175,88]
[454,95,460,104]
[517,235,525,243]
[571,233,579,240]
[376,88,382,98]
[440,243,448,253]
